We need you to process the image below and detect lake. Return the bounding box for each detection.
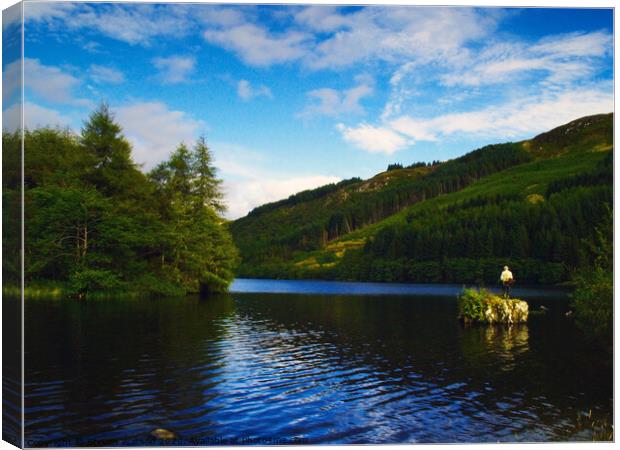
[14,279,613,445]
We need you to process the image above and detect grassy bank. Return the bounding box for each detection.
[3,284,147,300]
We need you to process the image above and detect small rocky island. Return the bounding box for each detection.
[458,288,528,324]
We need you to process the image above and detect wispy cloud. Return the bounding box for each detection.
[199,6,499,70]
[389,86,613,141]
[89,64,125,84]
[339,83,612,155]
[3,102,74,132]
[337,27,613,155]
[115,101,206,170]
[438,31,612,89]
[25,3,193,46]
[214,142,341,219]
[301,75,374,117]
[21,58,91,107]
[223,174,341,220]
[23,2,75,23]
[336,123,410,155]
[204,23,312,66]
[82,41,103,53]
[302,7,498,70]
[3,58,21,104]
[152,56,196,84]
[237,79,273,101]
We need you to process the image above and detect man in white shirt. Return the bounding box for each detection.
[500,266,514,298]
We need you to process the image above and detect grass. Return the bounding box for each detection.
[568,409,614,441]
[4,284,65,299]
[3,284,152,300]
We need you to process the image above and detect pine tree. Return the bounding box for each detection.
[191,136,224,213]
[80,103,135,196]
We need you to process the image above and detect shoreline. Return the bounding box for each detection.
[4,278,574,300]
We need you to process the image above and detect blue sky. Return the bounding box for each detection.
[2,2,614,218]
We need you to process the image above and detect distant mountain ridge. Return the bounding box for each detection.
[230,113,613,284]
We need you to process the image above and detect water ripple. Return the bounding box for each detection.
[22,292,612,445]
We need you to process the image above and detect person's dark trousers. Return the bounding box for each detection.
[502,282,511,298]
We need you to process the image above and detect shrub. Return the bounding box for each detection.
[68,268,123,297]
[458,288,489,322]
[571,206,612,347]
[572,267,612,345]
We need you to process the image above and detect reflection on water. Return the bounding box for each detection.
[461,325,530,372]
[20,288,612,446]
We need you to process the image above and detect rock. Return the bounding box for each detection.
[151,428,177,440]
[458,288,528,324]
[482,297,529,324]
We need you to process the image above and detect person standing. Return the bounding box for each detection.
[500,266,514,298]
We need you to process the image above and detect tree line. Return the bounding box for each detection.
[232,142,534,272]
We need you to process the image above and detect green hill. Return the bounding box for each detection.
[230,113,613,284]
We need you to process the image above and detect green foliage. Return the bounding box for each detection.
[571,206,613,346]
[69,269,123,296]
[148,141,239,294]
[458,288,489,322]
[5,103,237,298]
[572,268,612,345]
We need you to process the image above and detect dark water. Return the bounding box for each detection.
[20,280,612,446]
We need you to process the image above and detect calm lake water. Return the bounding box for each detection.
[16,279,612,445]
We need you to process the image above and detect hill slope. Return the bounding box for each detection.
[230,113,613,284]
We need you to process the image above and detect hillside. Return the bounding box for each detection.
[230,113,613,284]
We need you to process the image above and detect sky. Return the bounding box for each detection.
[1,2,614,219]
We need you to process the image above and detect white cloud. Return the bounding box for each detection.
[531,31,612,59]
[82,41,103,53]
[302,75,373,117]
[114,101,206,170]
[337,83,612,156]
[203,24,312,66]
[294,5,349,32]
[438,30,612,89]
[199,7,498,70]
[3,102,73,132]
[375,27,613,145]
[3,3,22,31]
[387,116,438,142]
[337,123,409,155]
[304,7,497,70]
[195,5,247,28]
[22,58,90,106]
[211,142,341,219]
[152,56,196,84]
[26,3,193,46]
[223,174,341,220]
[388,86,613,141]
[89,64,125,84]
[237,79,273,101]
[24,2,75,23]
[3,59,21,104]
